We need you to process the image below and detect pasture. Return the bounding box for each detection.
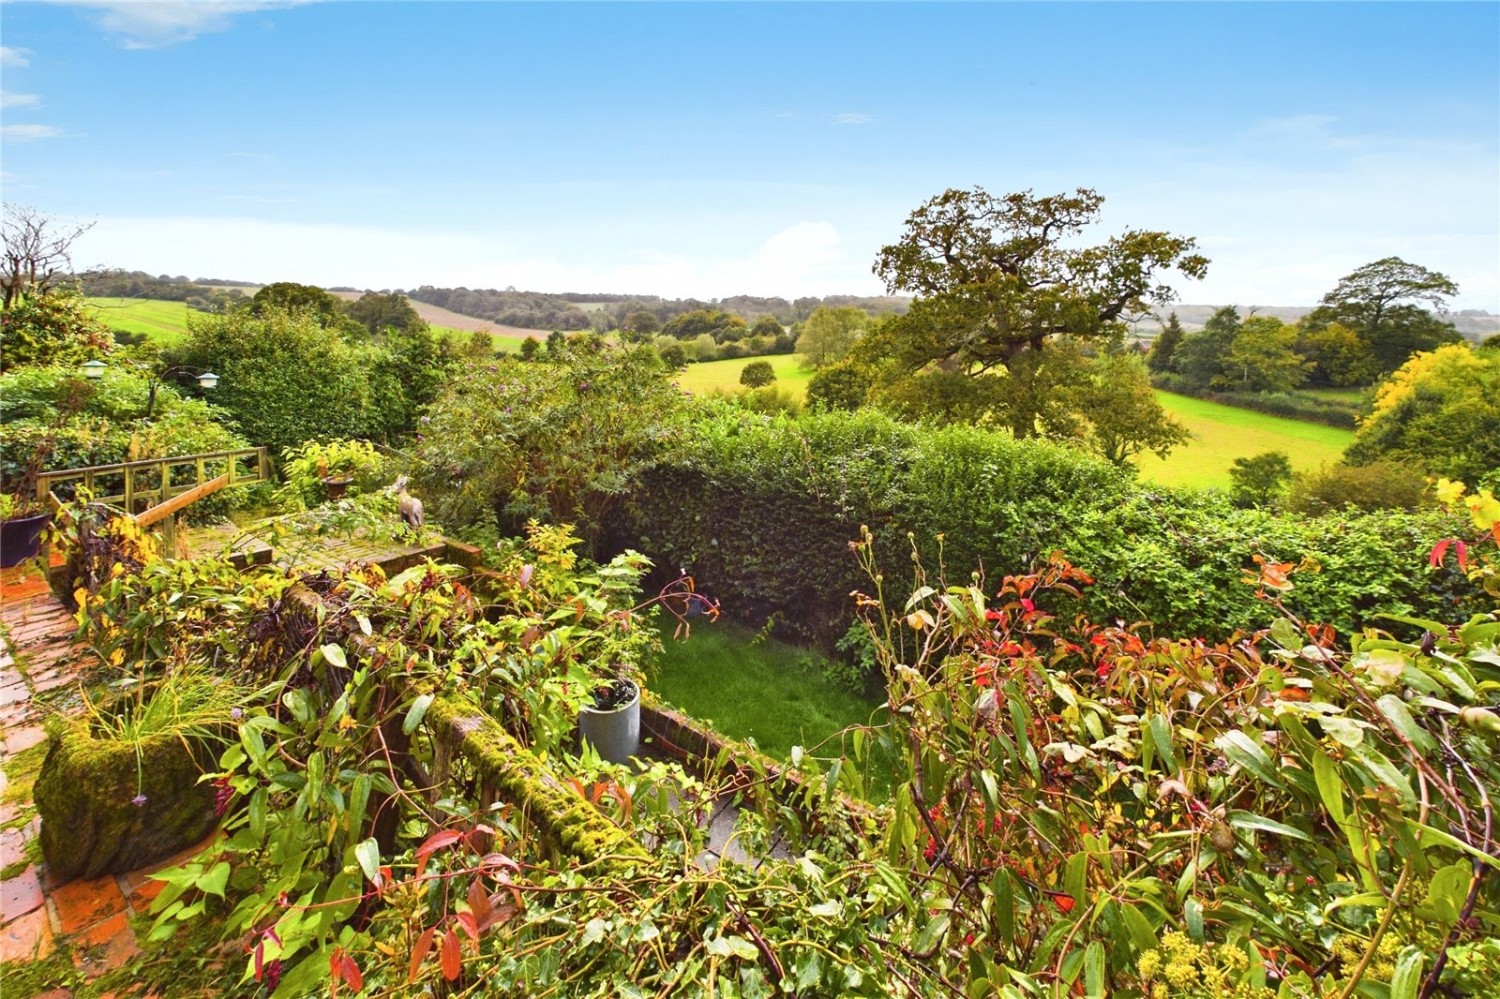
[85,297,529,353]
[1139,391,1354,488]
[676,356,1354,490]
[674,353,813,397]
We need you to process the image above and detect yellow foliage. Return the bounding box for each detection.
[1367,343,1484,423]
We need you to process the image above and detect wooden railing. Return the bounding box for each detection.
[36,447,270,514]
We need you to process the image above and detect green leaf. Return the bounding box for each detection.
[797,953,823,990]
[320,643,347,669]
[1183,897,1204,942]
[724,935,760,961]
[403,693,435,735]
[1083,941,1106,998]
[354,838,380,884]
[1390,948,1424,999]
[198,861,230,898]
[1312,751,1346,825]
[1227,811,1311,842]
[992,870,1015,945]
[1375,694,1436,751]
[1148,715,1175,773]
[1214,730,1280,787]
[1120,903,1157,953]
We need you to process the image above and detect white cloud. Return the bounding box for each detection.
[0,46,31,68]
[1111,115,1500,312]
[69,216,876,300]
[50,2,312,49]
[1,124,63,142]
[834,112,874,125]
[1,92,41,109]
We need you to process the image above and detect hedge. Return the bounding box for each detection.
[609,409,1470,650]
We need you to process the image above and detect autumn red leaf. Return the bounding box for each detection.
[441,927,462,981]
[1046,891,1076,913]
[408,926,436,984]
[468,879,492,925]
[416,829,464,877]
[340,953,363,993]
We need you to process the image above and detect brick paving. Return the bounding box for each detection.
[0,587,211,990]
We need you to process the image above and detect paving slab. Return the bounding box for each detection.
[0,905,54,962]
[1,865,46,924]
[51,876,127,936]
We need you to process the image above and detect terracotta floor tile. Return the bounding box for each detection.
[0,905,54,961]
[50,874,126,934]
[70,909,141,974]
[125,876,165,913]
[1,864,45,923]
[3,724,47,754]
[0,826,28,868]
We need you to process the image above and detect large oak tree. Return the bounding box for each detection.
[872,187,1208,373]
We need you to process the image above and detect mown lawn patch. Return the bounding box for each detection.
[649,618,889,793]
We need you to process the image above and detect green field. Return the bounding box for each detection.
[674,356,1354,490]
[85,297,526,353]
[87,297,196,344]
[1138,391,1353,488]
[674,354,813,397]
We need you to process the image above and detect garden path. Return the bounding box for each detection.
[0,586,206,992]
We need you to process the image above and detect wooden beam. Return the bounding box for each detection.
[135,473,229,528]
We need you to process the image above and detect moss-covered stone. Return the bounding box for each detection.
[425,696,647,867]
[33,722,217,880]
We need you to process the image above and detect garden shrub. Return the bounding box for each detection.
[407,341,687,542]
[168,307,394,454]
[1289,460,1430,515]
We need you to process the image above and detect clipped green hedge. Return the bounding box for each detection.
[610,409,1470,649]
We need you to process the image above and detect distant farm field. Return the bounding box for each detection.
[1137,392,1354,488]
[86,297,529,354]
[675,357,1352,491]
[87,298,195,344]
[674,354,813,397]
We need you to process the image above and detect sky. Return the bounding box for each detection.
[1,1,1496,310]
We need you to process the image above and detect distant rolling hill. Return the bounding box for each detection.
[1132,304,1499,340]
[326,291,546,342]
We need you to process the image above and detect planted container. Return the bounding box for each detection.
[321,476,354,500]
[578,678,640,765]
[0,512,51,568]
[34,721,218,880]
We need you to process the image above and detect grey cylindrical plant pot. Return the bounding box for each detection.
[578,679,640,764]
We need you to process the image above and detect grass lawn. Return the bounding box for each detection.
[674,354,813,399]
[1137,391,1354,489]
[649,618,890,793]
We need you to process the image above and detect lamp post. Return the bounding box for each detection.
[80,359,219,418]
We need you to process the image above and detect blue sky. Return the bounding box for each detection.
[2,1,1496,309]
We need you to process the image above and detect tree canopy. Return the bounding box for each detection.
[1346,342,1500,482]
[872,186,1208,373]
[1301,256,1462,373]
[796,305,868,369]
